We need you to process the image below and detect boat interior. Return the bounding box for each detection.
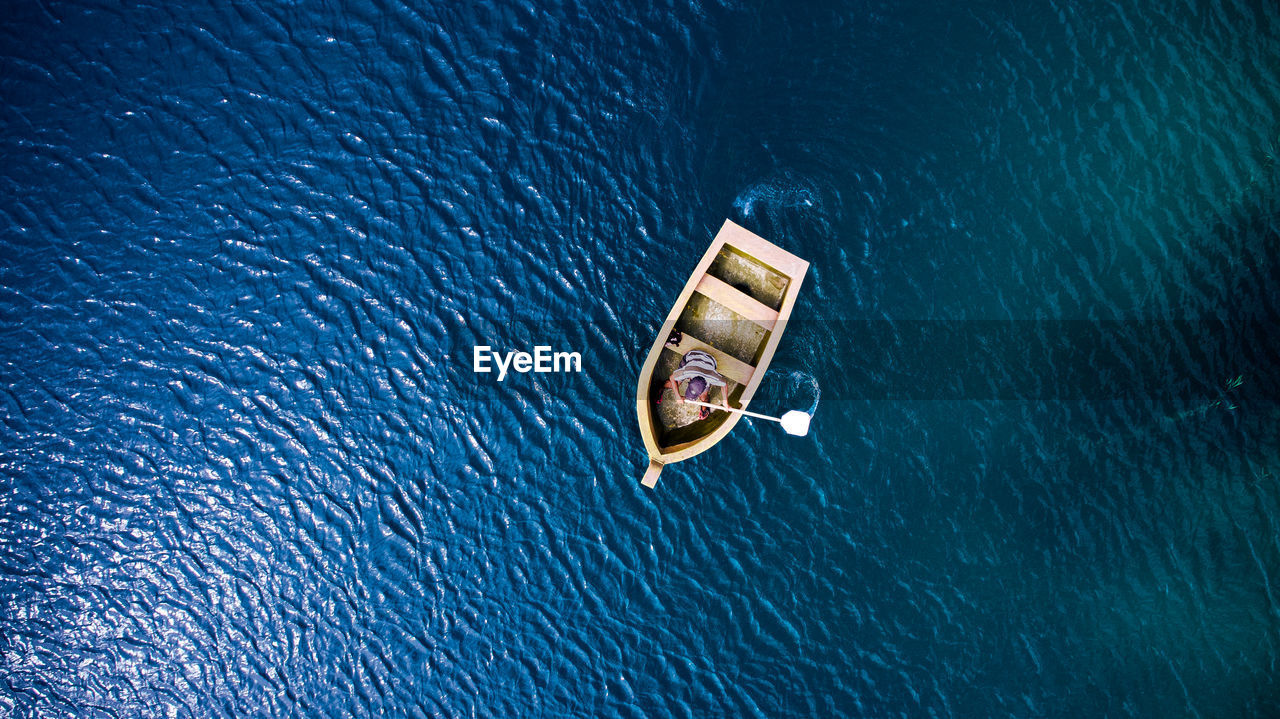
[648,242,794,450]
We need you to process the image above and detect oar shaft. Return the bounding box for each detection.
[684,399,782,423]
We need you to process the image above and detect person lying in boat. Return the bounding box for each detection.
[658,349,731,420]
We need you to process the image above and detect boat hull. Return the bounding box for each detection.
[635,220,808,488]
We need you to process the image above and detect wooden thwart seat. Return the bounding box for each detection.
[722,230,809,277]
[665,331,755,387]
[694,274,779,331]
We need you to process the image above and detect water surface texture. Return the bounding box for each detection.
[3,0,1280,717]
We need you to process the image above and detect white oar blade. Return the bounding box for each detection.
[780,410,812,436]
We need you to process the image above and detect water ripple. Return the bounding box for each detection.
[3,0,1280,717]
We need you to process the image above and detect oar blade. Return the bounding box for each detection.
[780,410,812,436]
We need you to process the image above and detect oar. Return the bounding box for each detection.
[684,400,812,437]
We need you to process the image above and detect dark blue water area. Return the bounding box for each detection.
[3,0,1280,717]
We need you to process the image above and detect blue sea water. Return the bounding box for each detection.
[3,0,1280,716]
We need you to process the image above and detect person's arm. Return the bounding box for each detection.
[720,388,732,410]
[662,378,682,403]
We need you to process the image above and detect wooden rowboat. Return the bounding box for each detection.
[635,220,809,488]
